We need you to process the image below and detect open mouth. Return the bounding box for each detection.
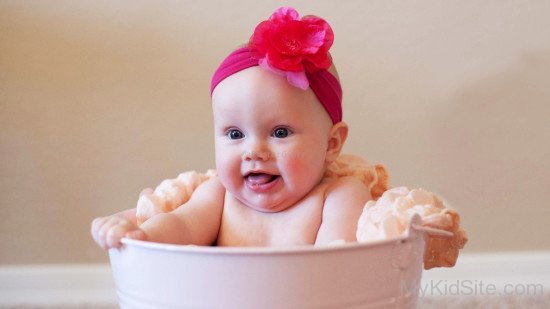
[244,172,280,191]
[245,173,279,185]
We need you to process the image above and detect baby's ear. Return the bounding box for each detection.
[326,122,348,164]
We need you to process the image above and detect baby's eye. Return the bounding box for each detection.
[272,127,291,138]
[227,129,244,140]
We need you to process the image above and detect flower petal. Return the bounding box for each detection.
[286,71,309,90]
[301,26,325,53]
[304,50,333,72]
[258,58,285,76]
[304,16,334,50]
[267,50,303,71]
[270,7,300,22]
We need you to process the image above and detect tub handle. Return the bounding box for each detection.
[411,224,454,237]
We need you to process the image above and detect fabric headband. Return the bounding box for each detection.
[210,47,343,124]
[209,7,343,124]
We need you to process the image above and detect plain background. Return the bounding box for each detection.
[1,0,549,264]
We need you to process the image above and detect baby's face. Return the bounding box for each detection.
[212,67,334,212]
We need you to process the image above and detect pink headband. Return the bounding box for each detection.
[210,7,343,124]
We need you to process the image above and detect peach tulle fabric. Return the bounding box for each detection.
[356,187,468,269]
[322,154,389,200]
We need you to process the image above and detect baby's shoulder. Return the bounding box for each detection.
[321,176,372,217]
[312,176,373,244]
[323,175,370,197]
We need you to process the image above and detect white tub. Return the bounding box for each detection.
[109,215,426,308]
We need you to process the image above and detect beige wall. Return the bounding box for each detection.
[1,0,549,264]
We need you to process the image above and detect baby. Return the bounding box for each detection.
[91,7,376,249]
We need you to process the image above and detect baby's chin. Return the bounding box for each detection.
[241,197,291,213]
[232,191,297,213]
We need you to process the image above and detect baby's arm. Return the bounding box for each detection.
[138,177,225,246]
[315,177,372,245]
[91,177,225,249]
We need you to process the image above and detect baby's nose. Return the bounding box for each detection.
[242,140,271,161]
[242,150,271,161]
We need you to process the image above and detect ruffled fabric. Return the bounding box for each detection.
[323,154,389,200]
[356,187,468,269]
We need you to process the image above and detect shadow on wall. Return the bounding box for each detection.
[430,50,550,251]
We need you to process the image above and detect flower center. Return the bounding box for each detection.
[285,39,300,51]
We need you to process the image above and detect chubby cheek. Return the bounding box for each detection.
[281,142,326,188]
[215,146,242,191]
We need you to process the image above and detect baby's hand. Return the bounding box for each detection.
[91,215,147,250]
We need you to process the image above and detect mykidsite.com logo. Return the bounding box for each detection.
[402,279,545,297]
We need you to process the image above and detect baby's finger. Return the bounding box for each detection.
[106,222,131,249]
[91,217,107,235]
[125,230,147,241]
[97,217,122,248]
[91,217,109,245]
[97,217,116,237]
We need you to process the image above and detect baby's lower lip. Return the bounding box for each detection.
[245,174,280,192]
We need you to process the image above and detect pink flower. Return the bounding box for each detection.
[249,7,334,89]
